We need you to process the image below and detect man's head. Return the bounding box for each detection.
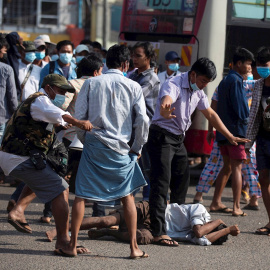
[165,51,181,73]
[132,42,155,72]
[106,44,130,72]
[92,41,102,54]
[232,47,254,76]
[256,46,270,79]
[189,57,217,90]
[75,44,90,64]
[77,52,103,78]
[21,41,37,63]
[41,74,75,105]
[34,38,46,60]
[0,36,9,59]
[56,40,74,65]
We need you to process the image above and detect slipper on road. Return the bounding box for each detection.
[210,207,233,213]
[129,251,149,260]
[54,249,76,258]
[232,211,247,217]
[153,238,179,247]
[255,227,270,235]
[8,219,32,234]
[243,204,259,211]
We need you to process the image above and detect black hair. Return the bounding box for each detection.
[133,41,156,61]
[56,40,74,51]
[0,36,9,50]
[232,47,254,65]
[76,52,103,78]
[191,57,217,81]
[256,46,270,65]
[80,39,93,46]
[92,41,102,50]
[106,44,130,69]
[210,224,228,245]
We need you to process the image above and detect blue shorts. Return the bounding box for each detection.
[256,136,270,171]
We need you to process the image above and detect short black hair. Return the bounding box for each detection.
[106,44,130,69]
[92,41,102,50]
[80,39,93,46]
[133,41,156,61]
[76,52,103,78]
[0,36,9,50]
[191,57,217,81]
[56,40,74,51]
[232,47,254,65]
[256,46,270,65]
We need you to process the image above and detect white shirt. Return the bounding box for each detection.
[0,89,70,175]
[19,61,42,101]
[158,70,181,88]
[165,203,212,246]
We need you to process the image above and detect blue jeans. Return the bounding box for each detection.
[0,123,5,145]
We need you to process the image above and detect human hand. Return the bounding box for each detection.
[229,225,240,236]
[206,131,215,145]
[160,104,176,119]
[228,135,250,146]
[77,120,93,131]
[129,149,141,160]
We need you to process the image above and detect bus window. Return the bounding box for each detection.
[232,0,265,19]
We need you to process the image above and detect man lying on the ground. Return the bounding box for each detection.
[46,201,240,246]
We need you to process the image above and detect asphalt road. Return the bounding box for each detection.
[0,183,270,270]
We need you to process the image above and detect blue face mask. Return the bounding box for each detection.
[51,54,59,61]
[257,67,270,79]
[247,74,253,80]
[190,74,201,92]
[76,56,84,64]
[35,51,46,60]
[25,52,36,63]
[123,72,128,77]
[168,63,179,72]
[49,86,66,107]
[59,53,73,64]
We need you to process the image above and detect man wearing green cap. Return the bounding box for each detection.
[0,74,92,254]
[18,41,42,101]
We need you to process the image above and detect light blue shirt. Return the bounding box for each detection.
[152,72,209,135]
[39,60,77,88]
[75,69,149,155]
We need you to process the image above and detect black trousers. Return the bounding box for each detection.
[148,125,190,236]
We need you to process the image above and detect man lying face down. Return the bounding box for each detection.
[46,201,240,246]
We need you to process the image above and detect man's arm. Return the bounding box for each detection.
[6,68,18,113]
[159,95,176,119]
[206,99,217,145]
[201,107,250,145]
[193,219,224,238]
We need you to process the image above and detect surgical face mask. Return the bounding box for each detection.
[257,66,270,79]
[102,58,106,64]
[25,52,36,63]
[76,56,84,64]
[51,54,59,61]
[59,53,73,64]
[247,74,253,80]
[168,63,179,72]
[35,51,46,60]
[123,72,128,77]
[190,74,201,91]
[49,86,66,107]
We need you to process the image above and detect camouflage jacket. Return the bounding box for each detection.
[1,92,55,156]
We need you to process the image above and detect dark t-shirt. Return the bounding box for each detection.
[257,84,270,139]
[61,66,70,79]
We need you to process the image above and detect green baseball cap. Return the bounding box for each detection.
[41,74,75,93]
[22,41,37,52]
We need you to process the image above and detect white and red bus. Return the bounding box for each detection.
[119,0,270,158]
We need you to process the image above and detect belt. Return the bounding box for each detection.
[150,124,183,141]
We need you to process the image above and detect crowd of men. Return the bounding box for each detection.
[0,32,269,259]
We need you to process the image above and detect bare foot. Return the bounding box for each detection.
[193,192,203,202]
[46,228,57,242]
[130,248,149,259]
[7,199,16,213]
[229,225,240,236]
[210,202,231,212]
[40,216,51,223]
[249,195,259,207]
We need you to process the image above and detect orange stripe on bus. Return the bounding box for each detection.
[181,46,192,66]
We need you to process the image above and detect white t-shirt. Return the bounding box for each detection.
[165,203,212,246]
[158,70,181,88]
[0,89,70,175]
[19,61,42,101]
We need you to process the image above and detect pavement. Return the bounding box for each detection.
[0,182,270,270]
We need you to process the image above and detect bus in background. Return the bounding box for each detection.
[120,0,270,163]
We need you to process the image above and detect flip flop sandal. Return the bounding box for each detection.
[54,249,76,257]
[129,251,149,259]
[8,219,32,234]
[232,211,247,217]
[210,207,233,213]
[255,227,270,235]
[153,238,179,247]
